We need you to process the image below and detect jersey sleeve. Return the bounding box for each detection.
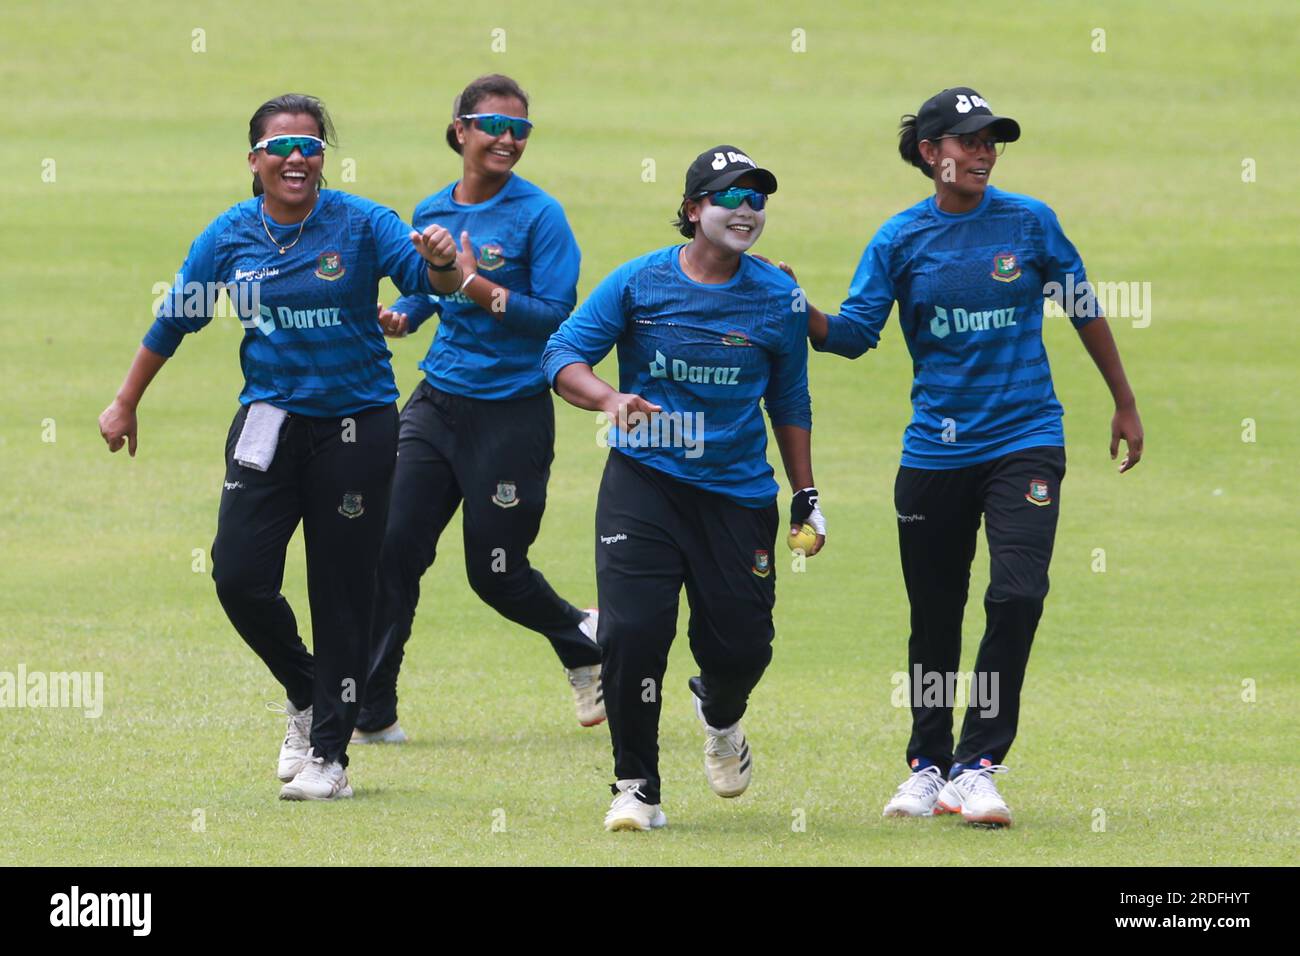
[496,199,581,338]
[815,226,897,359]
[367,202,435,299]
[763,285,812,430]
[1036,203,1098,329]
[541,260,633,388]
[141,215,226,357]
[391,293,442,334]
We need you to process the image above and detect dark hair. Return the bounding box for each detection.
[673,197,699,238]
[248,93,337,196]
[446,74,530,154]
[898,114,934,179]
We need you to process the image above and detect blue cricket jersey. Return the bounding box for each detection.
[391,174,581,400]
[817,185,1097,469]
[143,190,434,417]
[542,245,812,507]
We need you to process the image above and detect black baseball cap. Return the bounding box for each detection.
[915,87,1020,143]
[683,145,778,197]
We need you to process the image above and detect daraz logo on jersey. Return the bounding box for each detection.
[242,304,342,337]
[929,305,1018,340]
[648,350,741,385]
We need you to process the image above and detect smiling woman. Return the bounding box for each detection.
[782,86,1145,829]
[247,93,337,202]
[356,73,601,747]
[541,145,822,833]
[96,92,470,804]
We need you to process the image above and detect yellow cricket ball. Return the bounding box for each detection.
[788,522,818,553]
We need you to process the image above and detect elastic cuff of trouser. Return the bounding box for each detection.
[560,650,602,670]
[354,714,397,734]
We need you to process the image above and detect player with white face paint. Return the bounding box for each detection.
[543,146,822,832]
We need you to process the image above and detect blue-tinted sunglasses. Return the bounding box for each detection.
[459,113,533,139]
[700,186,767,211]
[254,135,326,158]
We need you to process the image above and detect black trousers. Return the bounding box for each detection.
[894,445,1066,775]
[358,381,595,732]
[211,401,398,767]
[596,449,778,805]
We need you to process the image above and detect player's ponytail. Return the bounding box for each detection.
[446,74,531,155]
[898,114,933,179]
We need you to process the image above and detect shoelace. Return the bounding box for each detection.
[954,764,1010,800]
[704,726,745,759]
[611,783,649,810]
[266,701,311,750]
[567,667,600,690]
[295,756,327,782]
[895,765,945,798]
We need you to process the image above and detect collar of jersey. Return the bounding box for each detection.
[671,244,747,290]
[447,173,517,210]
[927,185,995,221]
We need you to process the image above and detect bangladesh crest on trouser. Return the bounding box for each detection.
[1025,478,1052,506]
[492,480,519,508]
[338,492,365,518]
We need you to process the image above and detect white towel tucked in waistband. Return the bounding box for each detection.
[233,402,288,472]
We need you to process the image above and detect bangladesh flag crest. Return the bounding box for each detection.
[315,251,345,281]
[1025,478,1052,506]
[991,251,1021,283]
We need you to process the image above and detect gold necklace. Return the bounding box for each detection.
[261,201,308,255]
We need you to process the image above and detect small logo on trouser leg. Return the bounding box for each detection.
[1025,478,1052,506]
[338,492,365,518]
[492,481,519,509]
[752,550,771,578]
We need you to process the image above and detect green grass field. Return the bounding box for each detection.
[1,1,1296,865]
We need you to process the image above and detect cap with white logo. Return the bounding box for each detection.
[684,145,778,197]
[915,87,1020,143]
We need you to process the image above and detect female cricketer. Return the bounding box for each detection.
[542,146,825,832]
[783,88,1143,827]
[353,74,601,744]
[97,94,467,801]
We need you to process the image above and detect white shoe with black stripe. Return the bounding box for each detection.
[693,692,752,798]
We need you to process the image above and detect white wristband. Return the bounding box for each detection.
[459,271,478,293]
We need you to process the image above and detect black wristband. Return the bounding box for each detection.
[427,259,458,272]
[790,487,819,527]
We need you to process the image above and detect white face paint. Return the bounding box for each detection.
[696,196,765,253]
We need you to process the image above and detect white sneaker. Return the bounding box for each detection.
[350,721,408,744]
[882,764,947,817]
[604,780,667,831]
[566,609,605,727]
[693,692,752,798]
[279,754,354,801]
[267,701,312,783]
[937,762,1013,828]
